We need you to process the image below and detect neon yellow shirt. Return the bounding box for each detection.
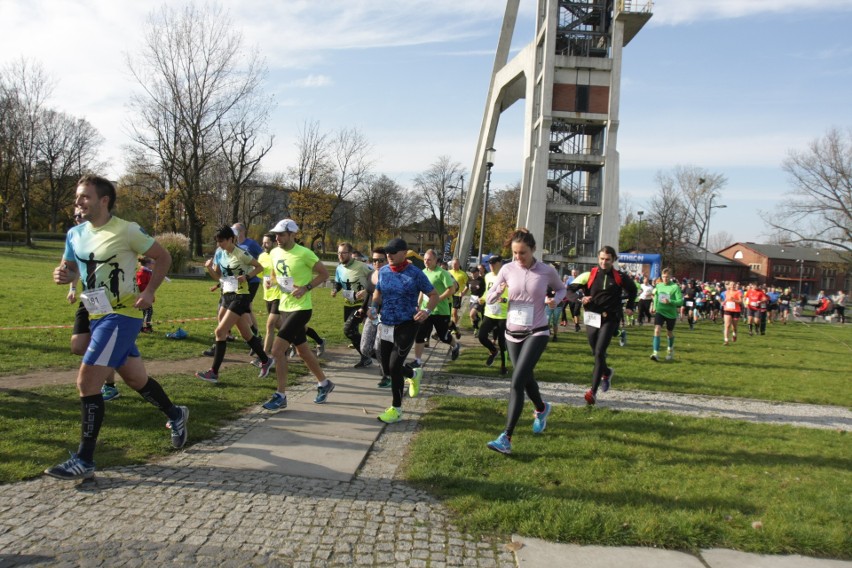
[270,244,320,312]
[448,269,468,297]
[258,251,281,302]
[484,271,509,320]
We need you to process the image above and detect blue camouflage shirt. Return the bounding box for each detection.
[376,263,434,326]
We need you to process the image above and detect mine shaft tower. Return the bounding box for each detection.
[456,0,652,267]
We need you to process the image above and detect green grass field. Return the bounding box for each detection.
[1,242,850,557]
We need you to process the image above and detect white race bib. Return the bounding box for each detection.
[583,311,601,328]
[658,292,670,303]
[343,290,356,302]
[379,323,394,342]
[221,276,238,293]
[486,302,502,316]
[277,276,295,293]
[263,276,271,288]
[725,301,736,310]
[81,287,114,315]
[685,300,694,307]
[507,302,534,327]
[469,295,480,305]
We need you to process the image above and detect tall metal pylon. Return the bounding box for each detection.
[456,0,652,268]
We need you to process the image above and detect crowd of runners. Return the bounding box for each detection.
[48,175,849,477]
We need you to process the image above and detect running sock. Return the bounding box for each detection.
[306,327,322,344]
[653,336,661,352]
[212,340,227,373]
[78,394,104,463]
[246,336,268,364]
[318,379,329,387]
[250,325,259,337]
[137,377,178,419]
[668,337,675,349]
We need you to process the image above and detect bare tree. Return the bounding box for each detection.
[286,120,336,248]
[647,172,693,270]
[355,174,406,250]
[707,230,735,252]
[0,58,53,246]
[127,2,269,255]
[0,91,19,231]
[217,90,274,224]
[326,126,373,242]
[37,110,103,231]
[656,165,728,248]
[413,155,466,250]
[762,128,852,252]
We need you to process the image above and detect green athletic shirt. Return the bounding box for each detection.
[420,267,455,316]
[257,251,281,302]
[215,246,255,295]
[335,259,372,307]
[653,281,684,320]
[483,271,509,320]
[269,244,320,312]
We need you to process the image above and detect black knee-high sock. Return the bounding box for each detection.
[136,377,179,420]
[212,340,227,373]
[250,325,259,337]
[306,327,322,344]
[246,336,268,363]
[78,394,105,463]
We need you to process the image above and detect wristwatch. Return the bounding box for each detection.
[305,283,313,291]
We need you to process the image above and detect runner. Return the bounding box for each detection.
[411,250,461,368]
[332,241,373,368]
[478,255,509,375]
[136,257,155,333]
[744,283,767,336]
[722,281,743,345]
[568,246,637,405]
[636,276,654,326]
[358,247,391,387]
[194,226,273,383]
[231,222,263,341]
[650,268,684,362]
[466,265,486,334]
[47,174,187,481]
[682,279,698,331]
[447,258,469,339]
[369,238,439,424]
[255,233,282,365]
[778,287,792,324]
[485,229,565,454]
[262,219,336,410]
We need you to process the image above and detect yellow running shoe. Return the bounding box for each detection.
[377,407,402,424]
[408,367,423,398]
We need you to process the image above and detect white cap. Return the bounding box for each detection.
[270,218,299,233]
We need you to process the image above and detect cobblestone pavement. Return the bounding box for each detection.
[0,356,517,568]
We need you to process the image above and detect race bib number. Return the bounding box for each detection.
[658,292,670,303]
[277,276,295,293]
[81,287,114,315]
[221,276,239,293]
[379,323,394,342]
[486,302,502,316]
[343,290,356,303]
[685,300,694,307]
[725,301,736,310]
[583,311,601,328]
[469,295,480,305]
[760,302,766,309]
[781,300,789,305]
[507,302,534,327]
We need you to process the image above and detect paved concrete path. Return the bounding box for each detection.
[0,346,848,567]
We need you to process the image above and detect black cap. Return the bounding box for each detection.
[385,237,408,254]
[489,254,503,263]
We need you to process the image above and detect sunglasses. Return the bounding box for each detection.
[371,258,386,262]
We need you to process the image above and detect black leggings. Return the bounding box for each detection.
[504,335,549,437]
[378,320,419,408]
[586,319,618,394]
[478,317,507,367]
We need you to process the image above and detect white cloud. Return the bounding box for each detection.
[289,74,333,88]
[650,0,852,25]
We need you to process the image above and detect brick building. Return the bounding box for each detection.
[716,243,851,296]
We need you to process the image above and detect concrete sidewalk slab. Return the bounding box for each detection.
[514,537,705,568]
[701,548,852,568]
[206,366,392,482]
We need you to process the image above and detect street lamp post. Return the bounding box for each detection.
[796,259,805,297]
[448,175,465,259]
[701,196,727,283]
[477,148,496,262]
[636,210,644,250]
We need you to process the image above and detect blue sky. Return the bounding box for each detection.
[2,0,851,244]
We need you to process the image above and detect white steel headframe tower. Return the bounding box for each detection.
[456,0,652,267]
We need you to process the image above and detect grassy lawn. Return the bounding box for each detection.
[448,316,852,407]
[405,397,851,558]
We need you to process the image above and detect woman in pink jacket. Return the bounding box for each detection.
[484,228,566,455]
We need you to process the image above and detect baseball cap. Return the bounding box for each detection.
[384,237,408,254]
[269,219,299,233]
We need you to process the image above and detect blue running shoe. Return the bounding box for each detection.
[44,452,95,480]
[314,380,335,404]
[101,384,120,402]
[168,406,189,449]
[532,402,552,434]
[601,368,614,393]
[486,432,512,455]
[262,392,288,411]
